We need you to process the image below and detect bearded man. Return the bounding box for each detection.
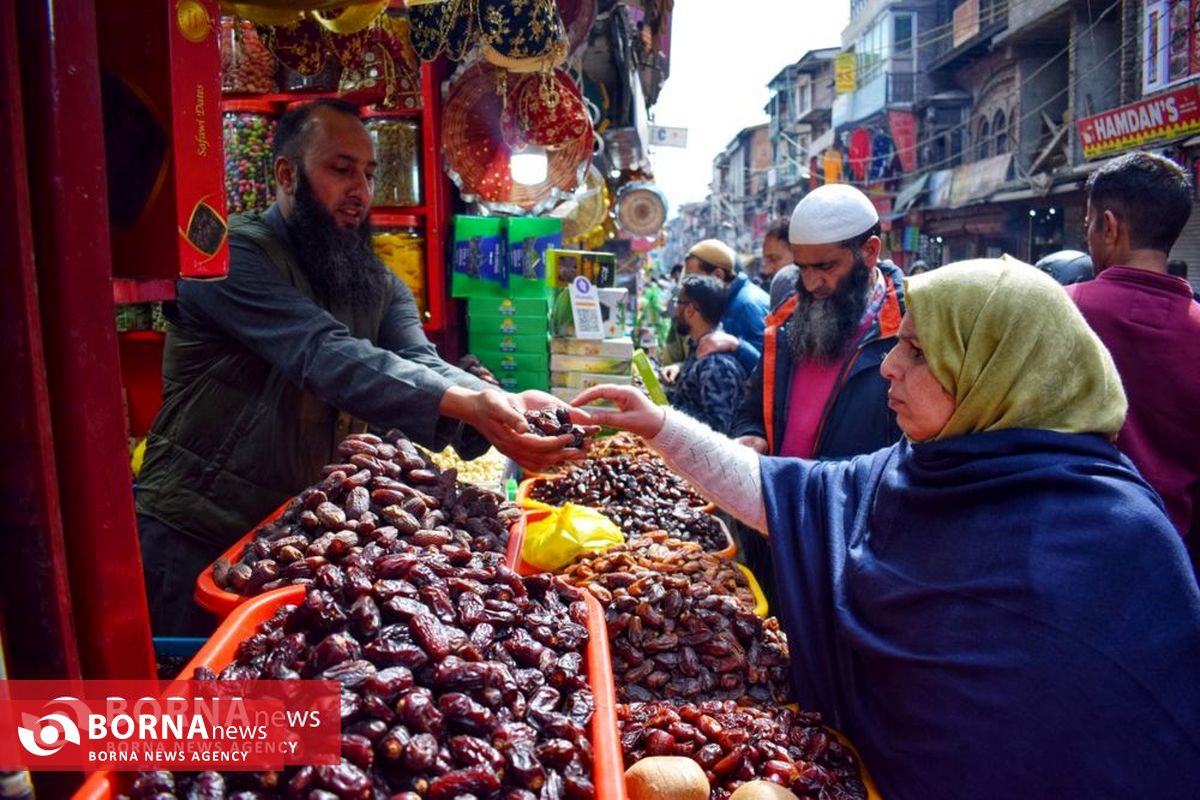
[137,100,580,635]
[729,185,905,604]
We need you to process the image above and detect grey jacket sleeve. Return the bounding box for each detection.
[176,244,481,451]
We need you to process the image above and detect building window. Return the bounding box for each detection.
[977,117,991,159]
[993,110,1008,154]
[894,14,914,58]
[796,80,812,116]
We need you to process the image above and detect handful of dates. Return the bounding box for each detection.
[523,409,589,449]
[125,548,599,799]
[619,701,866,800]
[212,430,522,597]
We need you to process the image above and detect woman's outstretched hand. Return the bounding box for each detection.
[569,384,667,440]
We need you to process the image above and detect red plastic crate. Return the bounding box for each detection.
[78,584,627,799]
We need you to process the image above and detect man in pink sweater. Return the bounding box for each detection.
[1068,151,1200,569]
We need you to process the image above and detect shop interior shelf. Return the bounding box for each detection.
[113,277,176,305]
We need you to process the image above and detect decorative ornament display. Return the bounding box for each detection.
[442,62,591,214]
[559,165,609,242]
[557,0,597,58]
[407,0,568,72]
[509,69,592,150]
[615,181,668,237]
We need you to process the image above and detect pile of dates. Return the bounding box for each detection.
[523,409,588,449]
[563,542,792,705]
[126,548,598,799]
[528,456,729,551]
[562,532,756,615]
[213,430,522,597]
[619,701,866,800]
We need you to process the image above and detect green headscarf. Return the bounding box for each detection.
[904,257,1126,441]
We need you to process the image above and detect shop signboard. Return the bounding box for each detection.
[928,169,954,208]
[948,153,1012,208]
[835,53,856,93]
[953,0,980,48]
[1076,85,1200,159]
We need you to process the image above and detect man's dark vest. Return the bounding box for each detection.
[136,213,388,548]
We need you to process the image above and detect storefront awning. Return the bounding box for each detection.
[893,173,928,213]
[948,153,1012,208]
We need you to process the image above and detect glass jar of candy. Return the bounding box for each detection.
[371,214,427,319]
[362,111,422,207]
[222,100,277,215]
[219,18,277,95]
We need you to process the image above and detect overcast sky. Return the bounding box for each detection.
[648,1,849,217]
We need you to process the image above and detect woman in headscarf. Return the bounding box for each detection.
[572,259,1200,799]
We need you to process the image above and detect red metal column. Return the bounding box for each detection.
[0,0,81,683]
[16,0,154,679]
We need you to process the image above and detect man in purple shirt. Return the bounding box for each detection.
[1068,151,1200,569]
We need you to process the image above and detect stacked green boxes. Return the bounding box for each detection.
[467,296,550,393]
[454,217,563,393]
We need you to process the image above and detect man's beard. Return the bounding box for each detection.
[786,254,873,364]
[285,169,388,312]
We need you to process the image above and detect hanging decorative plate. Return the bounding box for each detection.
[478,0,568,73]
[442,62,592,215]
[614,181,668,237]
[557,0,597,58]
[509,69,592,150]
[560,165,609,241]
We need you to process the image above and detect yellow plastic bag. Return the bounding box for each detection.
[521,499,625,571]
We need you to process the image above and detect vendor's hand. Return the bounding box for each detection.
[512,389,601,451]
[736,435,769,455]
[660,363,682,385]
[697,331,739,358]
[441,387,580,473]
[570,385,666,440]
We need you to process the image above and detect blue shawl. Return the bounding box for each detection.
[760,428,1200,799]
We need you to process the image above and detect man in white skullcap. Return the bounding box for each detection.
[728,184,906,606]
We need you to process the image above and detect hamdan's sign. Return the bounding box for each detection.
[1077,85,1200,160]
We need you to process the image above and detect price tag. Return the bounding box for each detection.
[569,276,605,340]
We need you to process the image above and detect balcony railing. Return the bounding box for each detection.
[887,72,917,104]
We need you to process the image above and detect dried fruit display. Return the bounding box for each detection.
[528,457,729,551]
[562,537,790,705]
[124,549,598,799]
[212,430,522,597]
[619,701,866,800]
[523,409,589,449]
[562,532,756,615]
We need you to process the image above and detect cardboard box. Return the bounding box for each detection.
[100,0,228,280]
[468,332,550,355]
[550,371,634,389]
[467,296,550,318]
[551,337,636,359]
[451,216,505,297]
[468,314,551,336]
[497,370,550,392]
[546,249,616,288]
[549,354,632,375]
[506,217,562,298]
[479,350,551,374]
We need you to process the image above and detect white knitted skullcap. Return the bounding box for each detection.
[789,184,879,245]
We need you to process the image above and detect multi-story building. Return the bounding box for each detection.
[765,48,840,219]
[662,201,716,268]
[709,124,773,263]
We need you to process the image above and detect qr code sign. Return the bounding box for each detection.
[573,305,602,336]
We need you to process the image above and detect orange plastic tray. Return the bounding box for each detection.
[196,504,528,619]
[516,481,735,560]
[78,583,627,800]
[193,500,292,618]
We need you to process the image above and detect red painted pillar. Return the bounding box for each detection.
[15,0,154,680]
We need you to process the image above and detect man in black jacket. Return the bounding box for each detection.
[138,100,579,635]
[730,184,905,603]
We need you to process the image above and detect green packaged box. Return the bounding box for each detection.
[468,331,550,355]
[498,370,550,392]
[549,353,631,375]
[506,217,562,299]
[451,215,506,298]
[468,314,551,336]
[550,371,633,390]
[467,296,550,318]
[551,337,636,359]
[479,350,551,374]
[546,249,615,289]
